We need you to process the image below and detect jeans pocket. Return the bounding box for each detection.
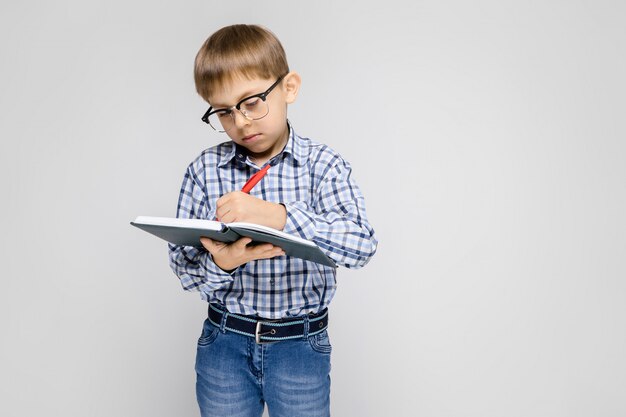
[197,319,219,347]
[308,330,332,354]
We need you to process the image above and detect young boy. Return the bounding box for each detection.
[168,24,377,417]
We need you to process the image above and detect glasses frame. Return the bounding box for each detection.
[201,74,287,132]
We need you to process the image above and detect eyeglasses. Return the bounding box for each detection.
[201,74,287,133]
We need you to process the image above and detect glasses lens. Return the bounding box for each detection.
[205,97,270,132]
[207,111,232,132]
[240,97,269,120]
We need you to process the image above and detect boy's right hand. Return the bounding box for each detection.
[199,237,285,272]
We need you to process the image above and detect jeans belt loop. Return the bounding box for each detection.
[302,315,310,340]
[220,311,229,333]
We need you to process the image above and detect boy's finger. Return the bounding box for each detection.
[235,237,253,249]
[257,245,283,257]
[252,243,277,253]
[200,237,227,252]
[215,192,235,208]
[266,248,286,259]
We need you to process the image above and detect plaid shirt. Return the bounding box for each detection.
[168,124,377,319]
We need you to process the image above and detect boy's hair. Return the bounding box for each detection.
[194,24,290,103]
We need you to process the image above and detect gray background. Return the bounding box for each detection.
[1,1,625,416]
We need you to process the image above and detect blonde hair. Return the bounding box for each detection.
[194,24,290,102]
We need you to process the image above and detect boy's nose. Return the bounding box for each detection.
[232,110,251,129]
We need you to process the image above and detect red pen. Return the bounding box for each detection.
[241,164,271,193]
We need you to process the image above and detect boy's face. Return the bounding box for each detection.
[207,72,300,160]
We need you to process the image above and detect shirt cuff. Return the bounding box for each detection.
[203,251,238,277]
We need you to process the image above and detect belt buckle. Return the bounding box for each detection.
[255,321,263,344]
[255,320,278,344]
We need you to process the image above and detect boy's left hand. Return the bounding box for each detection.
[216,191,287,230]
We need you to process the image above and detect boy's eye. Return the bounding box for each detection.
[217,110,231,119]
[242,98,260,109]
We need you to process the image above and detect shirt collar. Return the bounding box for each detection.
[216,121,308,168]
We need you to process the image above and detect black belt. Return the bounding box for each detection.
[208,304,329,344]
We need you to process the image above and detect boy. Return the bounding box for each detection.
[168,24,377,417]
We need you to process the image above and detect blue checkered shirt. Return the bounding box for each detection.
[168,124,377,319]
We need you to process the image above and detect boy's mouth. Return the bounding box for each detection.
[242,133,260,142]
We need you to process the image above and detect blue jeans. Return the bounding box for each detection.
[195,317,332,417]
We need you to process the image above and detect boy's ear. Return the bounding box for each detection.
[282,72,301,104]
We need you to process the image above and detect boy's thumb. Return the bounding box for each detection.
[200,237,215,250]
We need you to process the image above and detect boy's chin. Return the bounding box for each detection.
[237,141,269,155]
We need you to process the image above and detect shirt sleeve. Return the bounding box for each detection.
[168,163,235,293]
[281,156,378,269]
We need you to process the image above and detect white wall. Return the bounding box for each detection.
[1,1,625,416]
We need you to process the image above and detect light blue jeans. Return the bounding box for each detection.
[195,317,332,417]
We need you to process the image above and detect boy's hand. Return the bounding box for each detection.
[216,191,287,230]
[200,237,285,271]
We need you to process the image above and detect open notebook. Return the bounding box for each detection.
[131,216,336,267]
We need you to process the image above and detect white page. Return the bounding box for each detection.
[133,216,224,231]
